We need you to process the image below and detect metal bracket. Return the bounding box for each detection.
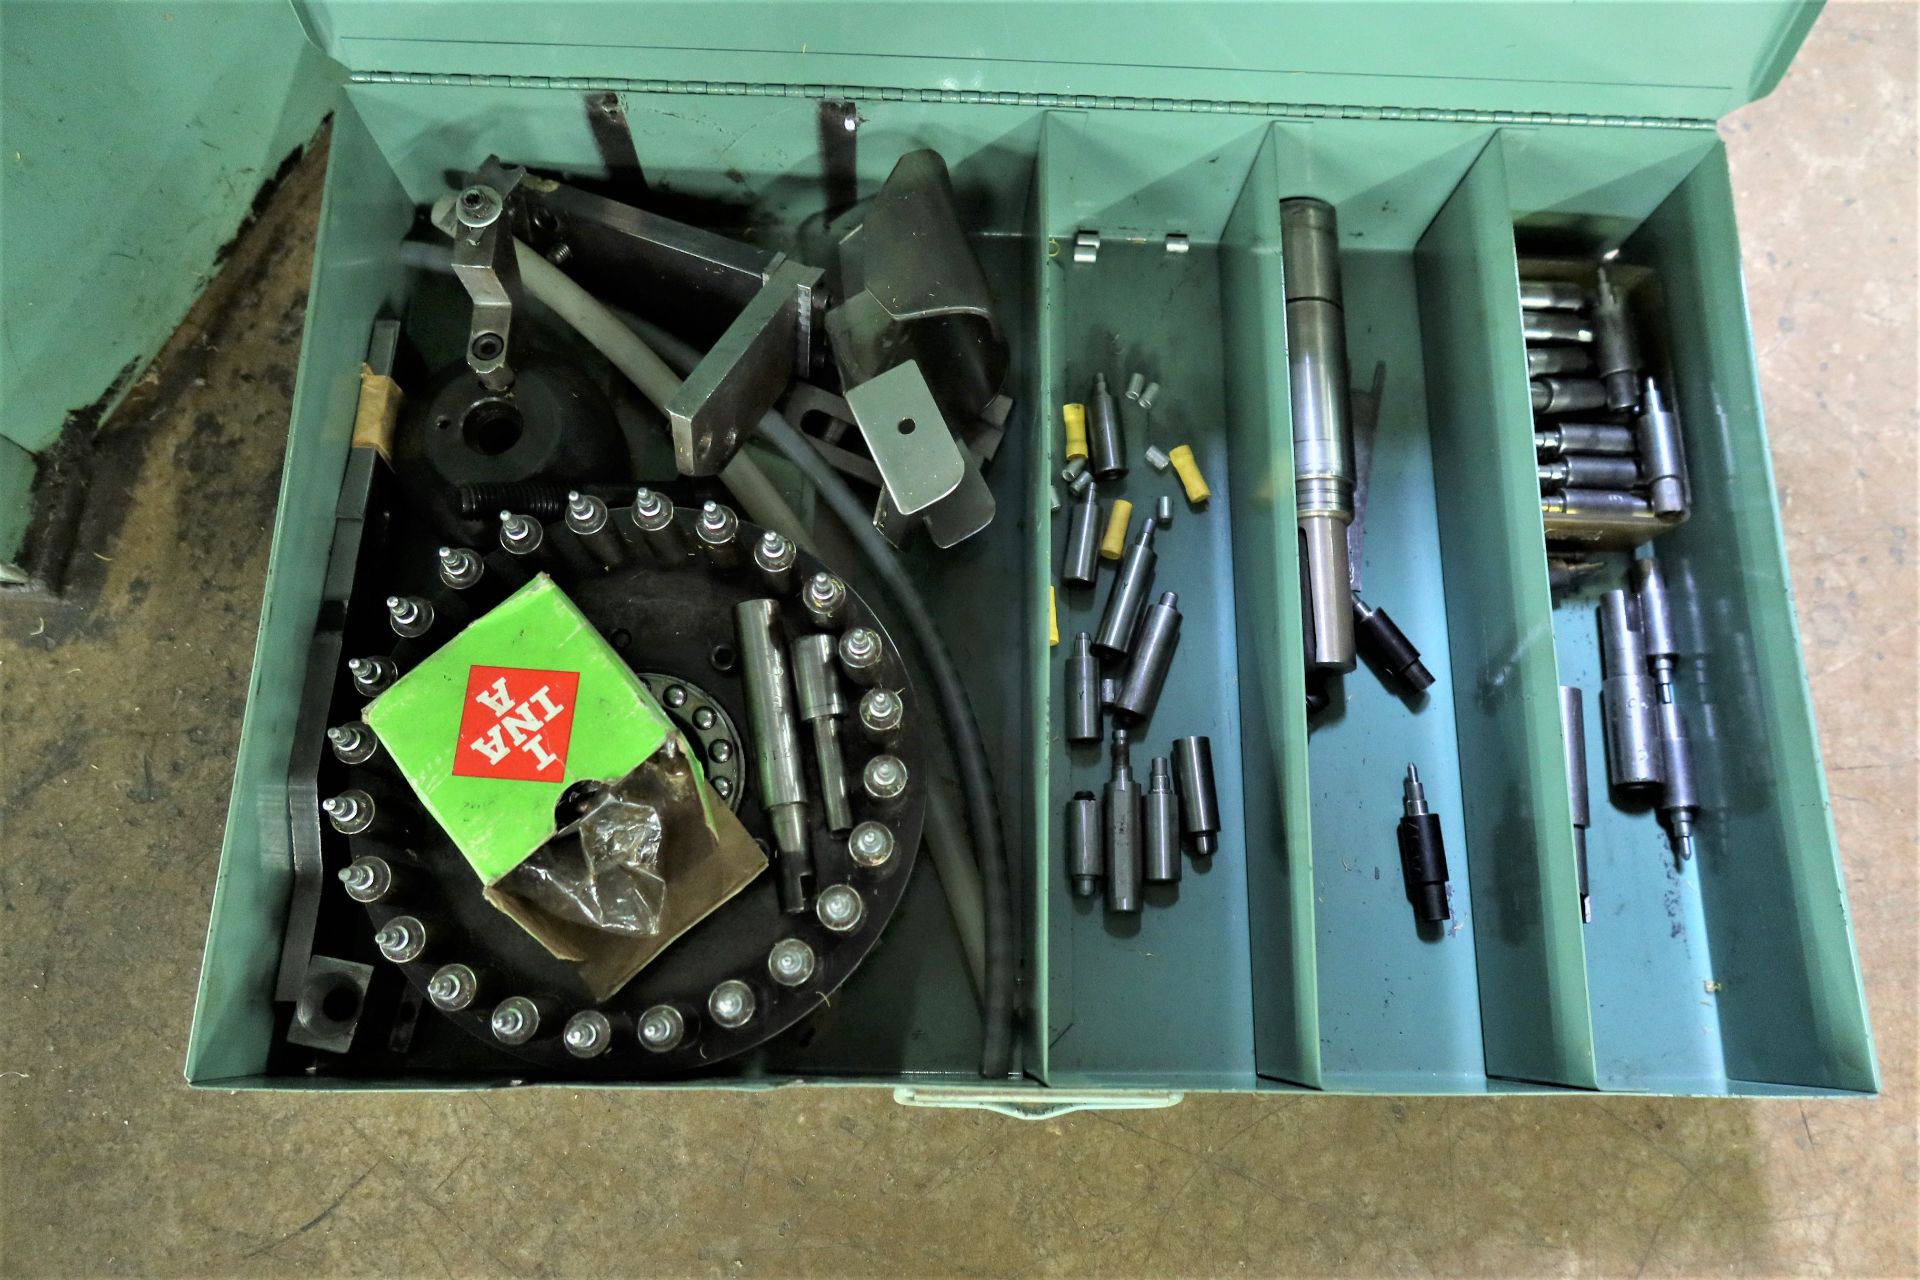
[452,158,526,392]
[845,361,964,517]
[667,259,823,476]
[847,361,997,550]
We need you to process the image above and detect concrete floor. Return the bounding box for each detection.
[2,7,1914,1276]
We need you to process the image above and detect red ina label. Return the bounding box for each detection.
[453,665,580,782]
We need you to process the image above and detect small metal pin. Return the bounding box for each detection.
[427,963,480,1012]
[348,656,395,696]
[754,530,797,595]
[802,572,849,630]
[563,1010,613,1058]
[374,915,427,964]
[637,1004,687,1051]
[767,938,817,987]
[327,722,377,765]
[862,754,909,804]
[499,510,544,555]
[857,687,903,743]
[321,789,374,835]
[337,856,393,903]
[849,820,896,869]
[490,996,544,1045]
[838,627,884,686]
[386,595,434,639]
[816,884,866,933]
[436,545,485,590]
[708,980,756,1029]
[694,500,742,569]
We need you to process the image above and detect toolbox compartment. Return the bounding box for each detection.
[189,10,1874,1099]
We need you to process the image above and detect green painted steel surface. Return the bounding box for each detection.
[0,439,34,580]
[1222,126,1318,1089]
[1417,139,1599,1090]
[296,1,1817,125]
[0,1,336,459]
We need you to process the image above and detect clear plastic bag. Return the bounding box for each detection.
[506,794,667,936]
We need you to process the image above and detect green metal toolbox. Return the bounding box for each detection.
[188,0,1876,1106]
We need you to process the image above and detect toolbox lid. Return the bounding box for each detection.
[293,0,1820,124]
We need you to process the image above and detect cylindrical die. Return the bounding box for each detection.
[1172,735,1221,856]
[1537,423,1637,458]
[1114,592,1181,723]
[1088,373,1127,481]
[1519,280,1589,311]
[1636,377,1688,518]
[1065,632,1101,743]
[1104,732,1143,913]
[1531,378,1608,415]
[1537,454,1641,491]
[1599,590,1664,790]
[1061,486,1101,588]
[1093,519,1157,657]
[1522,310,1595,343]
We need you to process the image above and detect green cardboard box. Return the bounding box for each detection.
[365,574,675,885]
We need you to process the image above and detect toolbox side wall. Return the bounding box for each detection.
[187,103,415,1084]
[1628,148,1876,1093]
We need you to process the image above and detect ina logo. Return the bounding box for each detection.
[453,665,580,781]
